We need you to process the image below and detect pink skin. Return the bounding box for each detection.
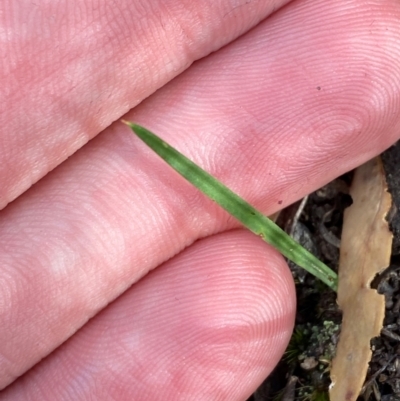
[1,0,400,399]
[0,0,291,209]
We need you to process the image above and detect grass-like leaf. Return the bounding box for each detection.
[123,121,338,291]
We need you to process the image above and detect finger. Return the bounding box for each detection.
[0,229,296,401]
[128,0,400,207]
[1,0,400,390]
[0,0,291,209]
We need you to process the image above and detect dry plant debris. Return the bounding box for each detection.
[330,157,393,401]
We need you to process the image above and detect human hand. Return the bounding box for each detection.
[1,0,400,399]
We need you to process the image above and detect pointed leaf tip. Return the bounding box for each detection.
[122,120,143,133]
[122,121,151,140]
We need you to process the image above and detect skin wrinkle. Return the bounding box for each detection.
[0,0,399,398]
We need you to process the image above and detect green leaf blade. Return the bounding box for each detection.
[123,121,338,291]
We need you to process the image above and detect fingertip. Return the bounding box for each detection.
[0,229,296,401]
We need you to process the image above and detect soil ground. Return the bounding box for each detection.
[248,141,400,401]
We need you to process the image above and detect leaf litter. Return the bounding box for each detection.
[330,157,393,401]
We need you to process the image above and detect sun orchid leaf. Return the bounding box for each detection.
[123,121,338,291]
